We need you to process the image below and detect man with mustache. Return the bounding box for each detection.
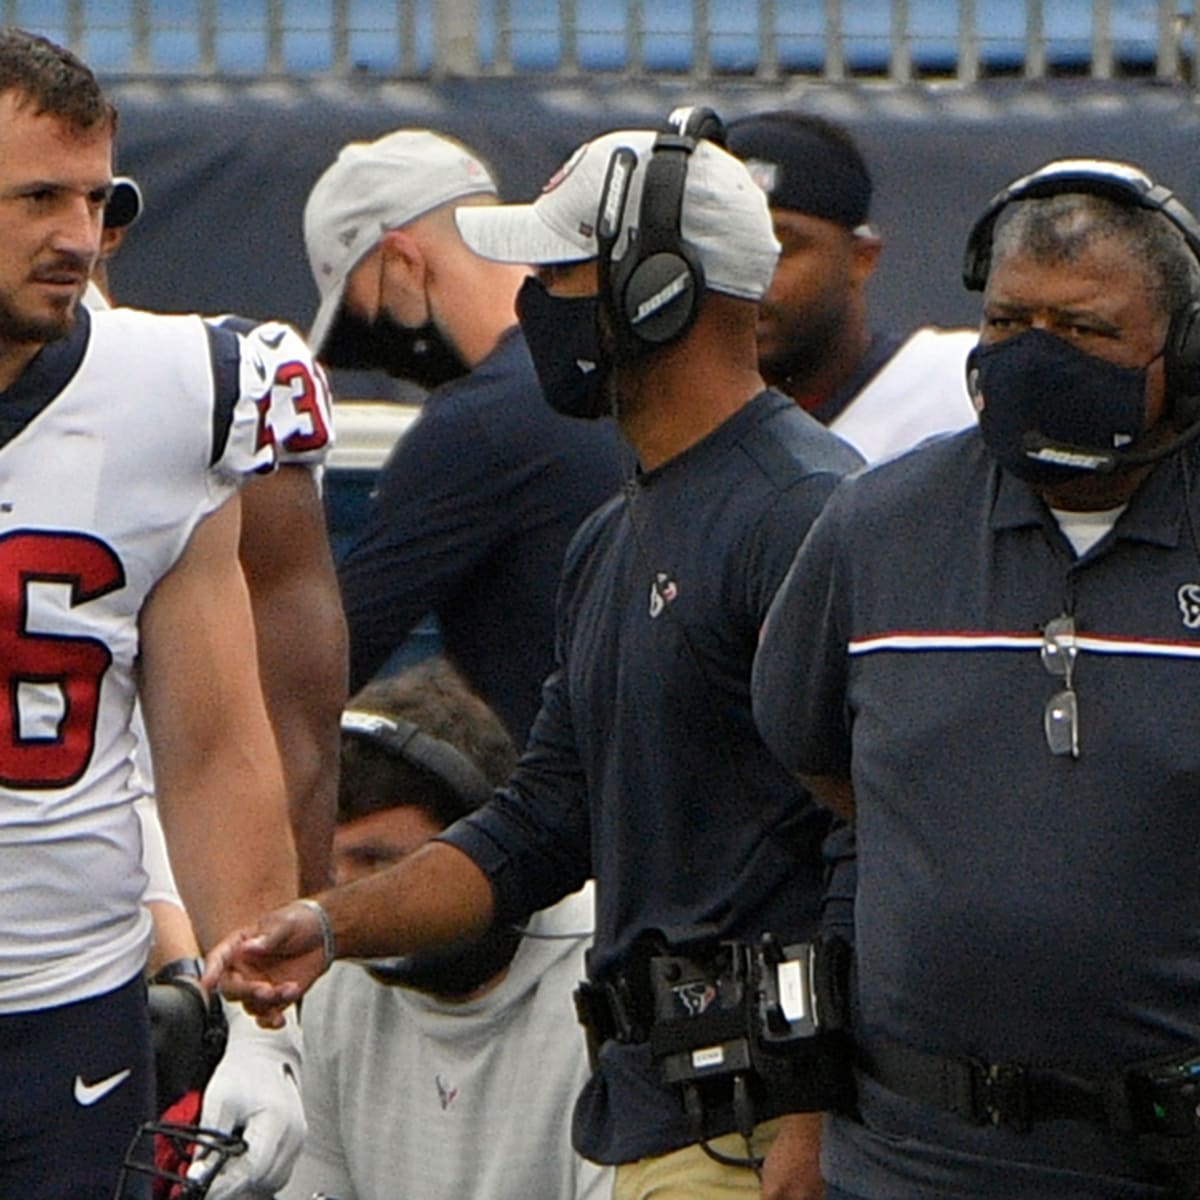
[754,158,1200,1198]
[0,27,303,1199]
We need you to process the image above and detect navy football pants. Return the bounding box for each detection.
[0,974,155,1199]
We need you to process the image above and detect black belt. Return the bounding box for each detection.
[859,1035,1134,1133]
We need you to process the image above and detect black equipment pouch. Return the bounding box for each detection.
[644,933,853,1137]
[574,932,853,1142]
[573,971,648,1071]
[573,979,616,1071]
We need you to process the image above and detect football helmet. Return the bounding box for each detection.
[113,1121,247,1200]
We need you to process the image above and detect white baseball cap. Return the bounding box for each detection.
[304,129,498,353]
[455,128,779,302]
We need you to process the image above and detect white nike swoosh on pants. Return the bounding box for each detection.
[73,1068,132,1106]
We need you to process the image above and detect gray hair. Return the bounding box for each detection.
[992,191,1200,321]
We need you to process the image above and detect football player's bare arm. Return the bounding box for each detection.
[140,494,299,950]
[239,465,348,893]
[207,840,495,1016]
[135,794,205,973]
[147,900,202,975]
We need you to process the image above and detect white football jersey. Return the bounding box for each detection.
[0,305,276,1011]
[830,327,979,464]
[81,291,336,473]
[207,314,334,470]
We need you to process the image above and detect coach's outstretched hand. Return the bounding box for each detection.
[203,900,331,1027]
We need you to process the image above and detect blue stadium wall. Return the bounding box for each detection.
[104,77,1200,344]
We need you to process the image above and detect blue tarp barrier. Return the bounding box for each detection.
[101,78,1200,343]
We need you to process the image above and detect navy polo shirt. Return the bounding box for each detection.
[754,427,1200,1197]
[442,389,863,1164]
[338,326,627,742]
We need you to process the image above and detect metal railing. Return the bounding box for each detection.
[8,1,1198,84]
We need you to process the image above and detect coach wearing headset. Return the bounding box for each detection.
[754,159,1200,1198]
[279,659,607,1200]
[208,115,862,1199]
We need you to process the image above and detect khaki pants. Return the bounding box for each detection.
[612,1118,782,1200]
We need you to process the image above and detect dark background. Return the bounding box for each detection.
[101,76,1200,347]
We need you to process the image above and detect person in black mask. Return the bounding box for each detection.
[753,159,1200,1199]
[304,129,626,743]
[208,116,863,1200]
[279,658,609,1200]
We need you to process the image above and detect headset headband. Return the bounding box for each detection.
[962,159,1200,291]
[341,709,493,816]
[666,105,727,147]
[636,134,693,258]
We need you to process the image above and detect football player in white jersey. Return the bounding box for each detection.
[727,110,978,464]
[209,311,345,895]
[0,27,302,1199]
[88,206,346,898]
[147,317,343,1200]
[86,175,347,1198]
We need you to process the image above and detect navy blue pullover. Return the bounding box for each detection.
[338,327,626,742]
[442,390,862,1163]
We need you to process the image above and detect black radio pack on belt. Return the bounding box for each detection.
[1127,1049,1200,1198]
[576,931,853,1164]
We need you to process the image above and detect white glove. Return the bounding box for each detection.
[190,999,305,1199]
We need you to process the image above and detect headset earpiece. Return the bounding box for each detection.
[1165,301,1200,428]
[599,128,711,352]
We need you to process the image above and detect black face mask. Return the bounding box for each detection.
[364,922,522,999]
[515,276,611,420]
[968,328,1155,484]
[320,304,469,389]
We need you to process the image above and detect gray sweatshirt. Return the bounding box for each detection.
[281,885,610,1200]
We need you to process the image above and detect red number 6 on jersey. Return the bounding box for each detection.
[0,531,124,789]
